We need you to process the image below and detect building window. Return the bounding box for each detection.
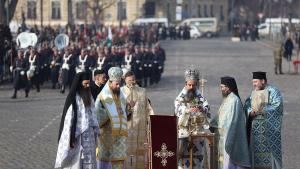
[210,5,214,17]
[204,5,208,17]
[144,2,155,17]
[183,4,188,18]
[117,1,127,20]
[76,0,87,20]
[27,0,37,19]
[198,5,201,17]
[51,1,61,19]
[220,5,224,21]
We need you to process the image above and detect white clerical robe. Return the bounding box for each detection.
[55,94,99,169]
[121,85,154,169]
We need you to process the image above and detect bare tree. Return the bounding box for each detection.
[0,0,18,25]
[87,0,118,26]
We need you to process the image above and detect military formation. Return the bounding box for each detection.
[10,41,166,99]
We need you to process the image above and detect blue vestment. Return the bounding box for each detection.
[245,85,283,169]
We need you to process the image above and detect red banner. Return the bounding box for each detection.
[150,115,178,169]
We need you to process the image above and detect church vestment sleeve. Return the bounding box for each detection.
[95,97,109,128]
[55,105,75,168]
[263,87,283,116]
[145,92,155,115]
[174,98,190,126]
[225,97,251,167]
[146,100,155,115]
[225,98,242,151]
[201,97,210,118]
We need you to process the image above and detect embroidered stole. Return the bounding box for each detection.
[99,84,128,136]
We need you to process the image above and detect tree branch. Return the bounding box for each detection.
[101,0,117,11]
[8,0,18,22]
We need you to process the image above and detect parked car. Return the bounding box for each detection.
[178,17,219,38]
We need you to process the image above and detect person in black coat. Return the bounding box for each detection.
[90,69,107,100]
[132,45,144,87]
[27,47,41,92]
[60,48,74,93]
[143,45,154,87]
[50,48,62,89]
[11,50,30,98]
[284,37,294,61]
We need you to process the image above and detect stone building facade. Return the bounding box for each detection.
[11,0,228,31]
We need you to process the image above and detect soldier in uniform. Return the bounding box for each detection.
[151,46,163,84]
[27,47,41,92]
[110,45,120,67]
[155,42,166,74]
[274,42,284,75]
[94,46,109,74]
[60,48,73,93]
[117,45,125,67]
[103,45,113,71]
[132,45,144,87]
[75,48,93,74]
[142,45,153,87]
[39,42,52,85]
[50,48,62,89]
[122,46,134,71]
[68,46,77,88]
[11,50,30,99]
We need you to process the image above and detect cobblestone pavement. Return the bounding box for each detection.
[0,38,299,169]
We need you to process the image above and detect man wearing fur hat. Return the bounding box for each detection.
[174,68,210,169]
[95,67,128,169]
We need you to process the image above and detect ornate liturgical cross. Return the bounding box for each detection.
[154,143,175,167]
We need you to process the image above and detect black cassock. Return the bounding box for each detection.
[90,81,105,100]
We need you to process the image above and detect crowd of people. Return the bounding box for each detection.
[232,23,259,41]
[2,23,285,169]
[10,40,166,99]
[1,22,196,87]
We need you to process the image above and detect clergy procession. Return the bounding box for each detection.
[52,63,282,169]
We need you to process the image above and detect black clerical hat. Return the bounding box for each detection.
[221,76,240,97]
[221,76,237,90]
[252,71,267,80]
[79,71,91,81]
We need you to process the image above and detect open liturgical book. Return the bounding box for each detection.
[251,89,269,114]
